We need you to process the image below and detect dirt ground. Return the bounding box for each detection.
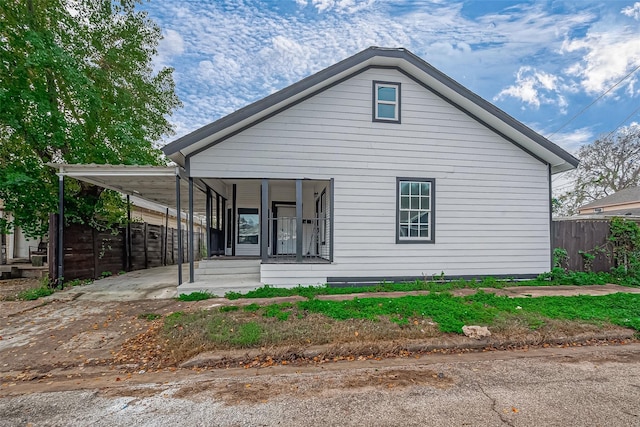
[0,278,41,301]
[1,279,640,426]
[1,343,639,426]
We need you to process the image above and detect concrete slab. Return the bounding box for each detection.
[47,263,268,302]
[47,265,188,302]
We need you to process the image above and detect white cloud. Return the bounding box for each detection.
[494,67,567,111]
[549,127,595,152]
[155,29,184,71]
[561,28,640,95]
[306,0,376,14]
[622,2,640,20]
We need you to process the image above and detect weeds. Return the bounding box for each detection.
[161,292,640,360]
[177,291,217,301]
[17,286,55,301]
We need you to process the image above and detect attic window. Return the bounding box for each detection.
[373,81,400,123]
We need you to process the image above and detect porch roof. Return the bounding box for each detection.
[47,163,208,213]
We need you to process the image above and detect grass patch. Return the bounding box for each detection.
[161,292,640,363]
[16,286,55,301]
[177,291,217,301]
[221,271,631,301]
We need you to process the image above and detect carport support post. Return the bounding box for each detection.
[57,173,64,288]
[261,179,269,262]
[188,177,194,283]
[296,179,303,263]
[125,195,131,271]
[176,175,182,285]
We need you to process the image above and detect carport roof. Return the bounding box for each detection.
[47,163,208,213]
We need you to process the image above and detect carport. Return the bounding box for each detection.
[48,164,224,286]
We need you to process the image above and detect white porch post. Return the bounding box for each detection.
[296,179,303,262]
[261,179,269,262]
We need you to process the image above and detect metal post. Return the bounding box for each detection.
[163,207,169,266]
[296,179,303,263]
[176,175,182,285]
[261,179,269,262]
[188,177,194,283]
[57,173,64,288]
[125,195,131,271]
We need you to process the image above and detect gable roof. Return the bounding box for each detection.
[162,47,578,174]
[579,186,640,210]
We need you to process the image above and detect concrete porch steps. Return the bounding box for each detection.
[183,258,262,295]
[195,259,260,275]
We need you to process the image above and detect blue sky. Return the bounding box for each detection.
[145,0,640,179]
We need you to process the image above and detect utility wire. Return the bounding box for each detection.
[547,61,640,139]
[603,103,640,140]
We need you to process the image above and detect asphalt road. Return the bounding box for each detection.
[1,343,639,426]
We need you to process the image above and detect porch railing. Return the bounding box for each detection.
[266,216,331,262]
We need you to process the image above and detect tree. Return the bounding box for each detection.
[0,0,181,237]
[555,124,640,216]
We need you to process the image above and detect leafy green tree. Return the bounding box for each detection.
[0,0,181,237]
[555,124,640,216]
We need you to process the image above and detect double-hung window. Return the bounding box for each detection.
[397,178,435,243]
[373,81,400,123]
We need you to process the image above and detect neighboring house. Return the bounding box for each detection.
[0,200,43,264]
[160,47,578,286]
[577,187,640,216]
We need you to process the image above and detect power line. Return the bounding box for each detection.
[547,61,640,139]
[602,103,640,140]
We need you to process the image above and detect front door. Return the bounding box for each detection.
[236,208,260,256]
[275,205,296,255]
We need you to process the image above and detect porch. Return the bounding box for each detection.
[48,164,334,287]
[201,178,333,267]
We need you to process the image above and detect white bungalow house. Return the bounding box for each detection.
[158,47,578,287]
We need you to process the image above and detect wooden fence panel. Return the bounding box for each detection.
[552,220,612,272]
[95,229,125,276]
[146,224,163,268]
[49,220,203,282]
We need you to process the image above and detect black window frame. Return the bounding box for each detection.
[396,177,435,244]
[372,81,401,124]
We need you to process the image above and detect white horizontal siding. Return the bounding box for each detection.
[191,68,551,283]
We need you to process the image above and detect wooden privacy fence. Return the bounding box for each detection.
[551,219,620,272]
[49,214,203,281]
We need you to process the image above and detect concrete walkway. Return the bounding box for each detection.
[46,263,264,302]
[44,264,640,303]
[48,265,186,302]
